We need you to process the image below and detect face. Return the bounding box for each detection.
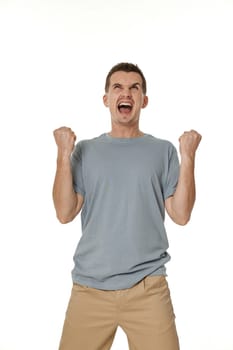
[103,71,148,127]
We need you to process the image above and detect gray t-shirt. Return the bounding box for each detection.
[70,133,179,290]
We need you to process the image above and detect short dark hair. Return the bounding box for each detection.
[105,62,147,94]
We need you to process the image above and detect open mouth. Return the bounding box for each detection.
[118,102,133,113]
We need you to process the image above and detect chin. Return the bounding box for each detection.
[112,113,137,125]
[119,113,134,121]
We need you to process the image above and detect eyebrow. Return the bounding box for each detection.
[112,82,141,88]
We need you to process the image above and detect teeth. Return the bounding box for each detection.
[119,102,132,107]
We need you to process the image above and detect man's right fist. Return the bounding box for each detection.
[53,126,76,156]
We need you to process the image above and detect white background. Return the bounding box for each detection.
[0,0,233,349]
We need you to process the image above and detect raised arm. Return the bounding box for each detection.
[165,129,202,225]
[52,127,84,224]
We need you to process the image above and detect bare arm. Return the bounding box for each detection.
[52,127,84,224]
[165,130,202,225]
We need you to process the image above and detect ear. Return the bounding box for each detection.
[142,96,148,109]
[103,94,109,107]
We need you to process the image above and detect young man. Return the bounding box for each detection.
[53,62,201,350]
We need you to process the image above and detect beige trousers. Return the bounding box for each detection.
[58,275,180,350]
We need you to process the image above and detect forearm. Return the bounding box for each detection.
[165,153,196,225]
[53,154,78,223]
[170,156,196,225]
[166,129,201,225]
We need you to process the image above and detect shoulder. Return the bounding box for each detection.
[73,134,106,156]
[144,134,177,151]
[78,134,106,146]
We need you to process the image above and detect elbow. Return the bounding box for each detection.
[57,217,71,224]
[174,214,191,226]
[176,218,190,226]
[56,212,74,224]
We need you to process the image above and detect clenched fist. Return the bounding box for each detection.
[53,126,76,156]
[179,130,202,159]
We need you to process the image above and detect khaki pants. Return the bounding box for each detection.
[59,275,179,350]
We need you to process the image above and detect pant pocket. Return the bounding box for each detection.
[72,283,89,292]
[144,275,167,294]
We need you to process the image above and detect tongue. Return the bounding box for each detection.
[119,106,131,113]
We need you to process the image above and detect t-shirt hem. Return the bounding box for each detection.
[72,266,167,291]
[74,186,85,197]
[164,188,176,200]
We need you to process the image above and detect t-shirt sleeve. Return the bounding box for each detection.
[71,141,85,197]
[163,144,180,199]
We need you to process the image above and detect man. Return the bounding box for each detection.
[53,62,201,350]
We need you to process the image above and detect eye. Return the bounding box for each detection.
[131,85,139,90]
[113,84,121,90]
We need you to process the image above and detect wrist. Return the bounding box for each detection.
[57,151,71,164]
[180,154,195,171]
[180,152,195,162]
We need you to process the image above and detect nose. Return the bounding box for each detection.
[121,88,132,99]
